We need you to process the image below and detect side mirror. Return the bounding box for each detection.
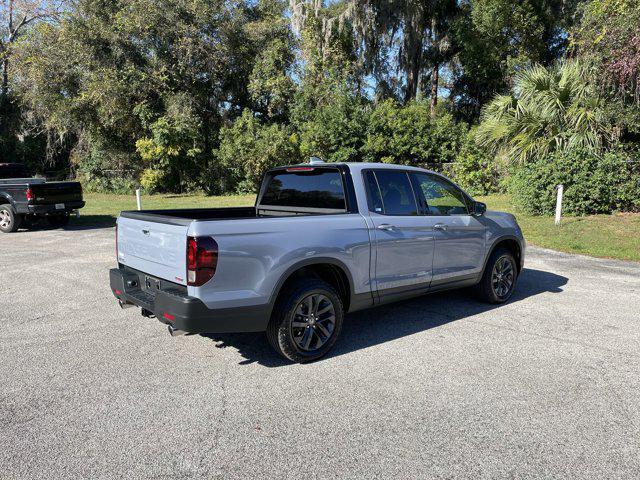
[473,201,487,216]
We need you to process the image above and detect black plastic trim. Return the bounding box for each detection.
[375,275,480,306]
[481,235,525,274]
[110,267,270,333]
[267,257,374,314]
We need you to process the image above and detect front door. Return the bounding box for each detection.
[363,170,435,299]
[409,172,486,286]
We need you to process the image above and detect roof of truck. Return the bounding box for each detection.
[285,161,437,175]
[343,162,430,170]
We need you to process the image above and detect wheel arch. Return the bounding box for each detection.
[0,193,16,209]
[482,236,524,275]
[268,257,357,316]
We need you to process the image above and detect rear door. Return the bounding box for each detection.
[409,172,486,285]
[117,216,190,285]
[364,170,435,299]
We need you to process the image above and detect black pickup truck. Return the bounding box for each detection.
[0,163,85,233]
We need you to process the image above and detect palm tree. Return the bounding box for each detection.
[476,60,613,164]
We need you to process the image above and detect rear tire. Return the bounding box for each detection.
[47,213,70,228]
[475,247,518,303]
[267,278,344,363]
[0,205,21,233]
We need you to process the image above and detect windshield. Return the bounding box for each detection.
[0,163,32,179]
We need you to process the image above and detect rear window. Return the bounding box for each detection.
[259,168,346,211]
[0,163,32,179]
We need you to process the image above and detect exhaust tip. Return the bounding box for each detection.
[118,300,133,309]
[168,325,186,337]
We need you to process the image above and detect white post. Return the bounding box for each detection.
[555,184,563,225]
[136,188,142,211]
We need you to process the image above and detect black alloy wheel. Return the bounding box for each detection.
[290,293,337,352]
[491,255,516,299]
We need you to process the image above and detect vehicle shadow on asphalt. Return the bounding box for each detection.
[14,215,116,233]
[69,215,117,229]
[201,268,568,367]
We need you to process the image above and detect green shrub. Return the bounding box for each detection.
[135,94,204,193]
[140,169,165,194]
[509,148,640,215]
[216,110,300,193]
[292,85,370,163]
[363,100,467,166]
[74,138,140,194]
[450,132,499,196]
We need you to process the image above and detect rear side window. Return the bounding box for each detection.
[369,170,418,216]
[363,171,384,213]
[0,163,32,179]
[259,169,346,211]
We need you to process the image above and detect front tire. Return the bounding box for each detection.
[475,247,518,303]
[267,278,344,363]
[0,205,21,233]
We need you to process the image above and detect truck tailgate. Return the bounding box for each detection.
[30,182,83,204]
[117,216,189,285]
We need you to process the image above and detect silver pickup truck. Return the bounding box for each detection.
[110,161,525,362]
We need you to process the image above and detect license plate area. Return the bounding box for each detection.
[55,203,65,210]
[144,275,161,296]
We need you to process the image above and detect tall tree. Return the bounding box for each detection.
[450,0,575,121]
[571,0,640,138]
[290,0,458,105]
[347,0,458,105]
[0,1,64,165]
[0,0,63,98]
[13,0,295,191]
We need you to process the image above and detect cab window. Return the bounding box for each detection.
[410,173,469,215]
[365,170,418,216]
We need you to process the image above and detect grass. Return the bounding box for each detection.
[80,192,639,262]
[79,192,256,227]
[477,194,640,262]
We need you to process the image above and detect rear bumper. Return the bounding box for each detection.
[109,267,270,334]
[27,200,85,215]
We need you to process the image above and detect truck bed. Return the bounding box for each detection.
[120,206,258,225]
[119,205,330,225]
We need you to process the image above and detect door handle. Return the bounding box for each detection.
[377,223,396,231]
[433,223,448,231]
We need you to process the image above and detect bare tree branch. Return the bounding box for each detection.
[1,0,65,96]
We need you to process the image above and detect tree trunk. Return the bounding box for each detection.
[405,65,419,103]
[430,62,439,117]
[403,16,424,103]
[1,57,8,99]
[404,42,423,103]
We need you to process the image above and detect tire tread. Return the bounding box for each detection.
[267,278,344,363]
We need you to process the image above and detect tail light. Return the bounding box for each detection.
[286,167,315,172]
[26,188,34,201]
[187,236,218,287]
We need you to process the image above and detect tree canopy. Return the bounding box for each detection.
[0,0,637,212]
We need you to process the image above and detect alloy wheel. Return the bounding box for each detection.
[491,256,515,298]
[0,210,11,229]
[290,293,336,352]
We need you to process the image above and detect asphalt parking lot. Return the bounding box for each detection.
[1,225,640,479]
